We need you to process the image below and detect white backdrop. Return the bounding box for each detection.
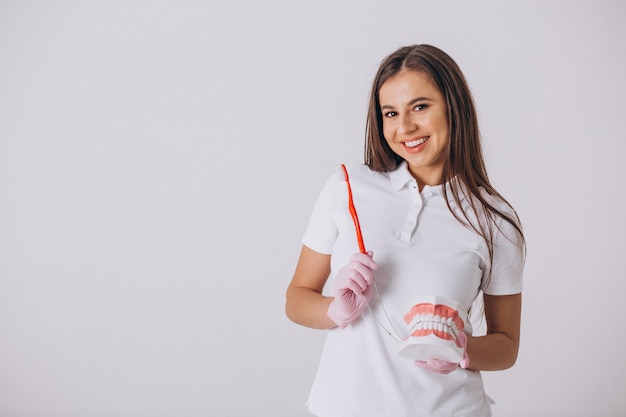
[1,1,625,416]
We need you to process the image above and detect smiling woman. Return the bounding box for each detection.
[1,1,624,416]
[286,44,526,417]
[379,70,450,188]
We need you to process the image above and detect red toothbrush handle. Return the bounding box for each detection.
[341,164,366,254]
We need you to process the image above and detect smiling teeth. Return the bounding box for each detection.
[405,137,429,147]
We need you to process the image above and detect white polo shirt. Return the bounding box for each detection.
[302,162,524,417]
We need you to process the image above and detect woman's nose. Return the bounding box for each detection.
[399,114,416,134]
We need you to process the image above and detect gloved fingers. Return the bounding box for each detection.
[459,354,470,369]
[327,286,371,328]
[456,330,467,348]
[348,251,378,271]
[415,358,457,375]
[344,262,374,289]
[456,332,470,369]
[335,262,374,292]
[337,279,365,297]
[332,251,377,299]
[361,284,373,303]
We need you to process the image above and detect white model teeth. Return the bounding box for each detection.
[407,313,460,338]
[405,137,429,147]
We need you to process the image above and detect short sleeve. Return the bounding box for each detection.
[301,168,345,255]
[481,211,525,295]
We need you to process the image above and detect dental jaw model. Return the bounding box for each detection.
[397,295,467,363]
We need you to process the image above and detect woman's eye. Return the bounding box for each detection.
[384,111,397,118]
[414,104,427,111]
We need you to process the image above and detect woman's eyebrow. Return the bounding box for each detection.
[408,97,433,105]
[380,97,433,110]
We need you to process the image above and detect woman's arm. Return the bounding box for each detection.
[465,293,522,371]
[285,245,337,329]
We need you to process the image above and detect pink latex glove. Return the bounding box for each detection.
[415,331,470,374]
[327,251,377,329]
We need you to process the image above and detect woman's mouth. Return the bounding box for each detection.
[404,136,429,148]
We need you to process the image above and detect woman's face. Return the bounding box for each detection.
[379,69,449,186]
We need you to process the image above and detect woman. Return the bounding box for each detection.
[286,44,525,417]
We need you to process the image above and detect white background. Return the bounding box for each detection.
[1,1,624,416]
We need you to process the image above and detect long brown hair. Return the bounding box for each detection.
[365,44,525,275]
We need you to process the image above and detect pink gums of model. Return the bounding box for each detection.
[396,295,467,363]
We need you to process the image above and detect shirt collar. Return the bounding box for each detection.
[388,161,471,204]
[389,161,416,191]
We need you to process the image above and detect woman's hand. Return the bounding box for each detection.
[415,331,470,374]
[327,251,377,328]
